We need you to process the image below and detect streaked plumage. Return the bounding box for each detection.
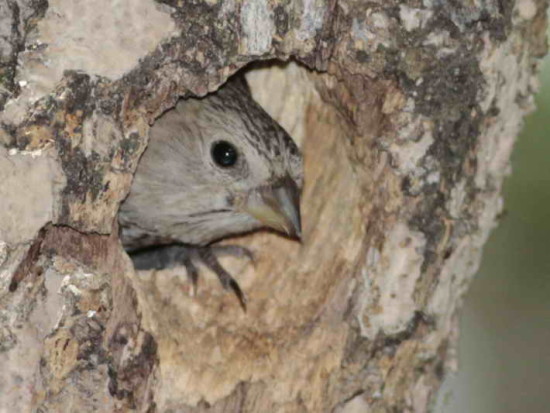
[119,76,302,249]
[118,75,303,308]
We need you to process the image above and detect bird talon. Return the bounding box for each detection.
[198,247,248,311]
[129,244,249,310]
[209,245,255,263]
[180,256,199,296]
[229,279,247,312]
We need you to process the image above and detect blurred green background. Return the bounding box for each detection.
[435,40,550,412]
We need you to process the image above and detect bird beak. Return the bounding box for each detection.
[243,175,302,240]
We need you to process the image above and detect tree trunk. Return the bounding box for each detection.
[0,0,547,411]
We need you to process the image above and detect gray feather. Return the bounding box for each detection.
[119,76,303,250]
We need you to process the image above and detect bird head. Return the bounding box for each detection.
[121,75,303,246]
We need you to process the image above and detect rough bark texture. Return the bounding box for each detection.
[0,0,547,412]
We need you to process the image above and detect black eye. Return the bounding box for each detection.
[211,141,238,167]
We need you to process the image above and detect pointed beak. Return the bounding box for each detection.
[243,175,302,240]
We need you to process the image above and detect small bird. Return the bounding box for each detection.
[119,75,302,309]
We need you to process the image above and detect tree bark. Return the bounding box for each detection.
[0,0,547,412]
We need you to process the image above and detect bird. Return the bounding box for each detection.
[118,74,303,310]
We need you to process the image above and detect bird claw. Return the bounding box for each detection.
[129,244,252,311]
[196,247,249,311]
[208,245,255,264]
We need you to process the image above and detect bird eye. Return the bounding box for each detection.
[211,141,238,167]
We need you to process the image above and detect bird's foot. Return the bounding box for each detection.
[129,244,254,311]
